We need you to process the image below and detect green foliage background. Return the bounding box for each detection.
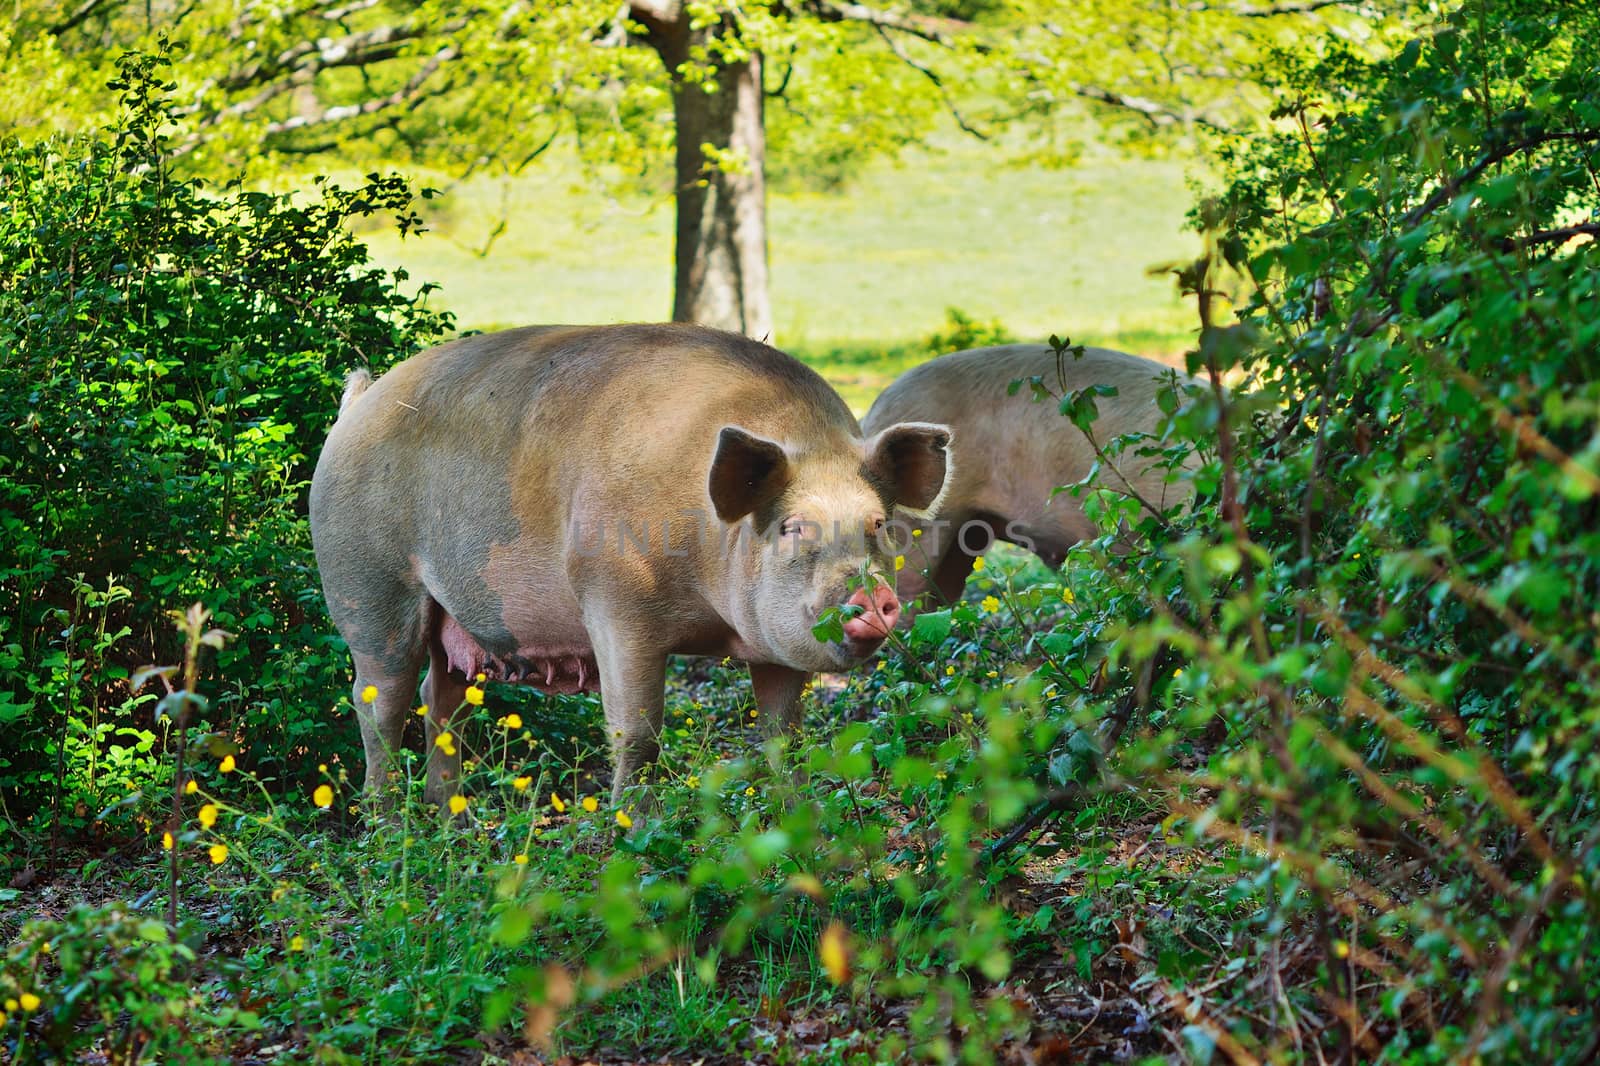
[2,1,1599,1062]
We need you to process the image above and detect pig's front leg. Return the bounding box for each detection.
[593,630,669,804]
[750,662,809,739]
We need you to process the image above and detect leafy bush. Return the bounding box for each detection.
[1041,0,1600,1058]
[0,47,453,851]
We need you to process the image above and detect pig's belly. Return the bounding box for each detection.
[437,610,599,694]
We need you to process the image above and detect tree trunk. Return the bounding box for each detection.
[644,14,773,340]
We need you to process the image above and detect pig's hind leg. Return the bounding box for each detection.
[420,635,470,805]
[350,646,425,801]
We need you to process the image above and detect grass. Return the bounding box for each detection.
[359,130,1205,410]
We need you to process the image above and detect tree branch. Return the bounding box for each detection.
[46,0,128,36]
[1496,220,1600,252]
[869,23,987,139]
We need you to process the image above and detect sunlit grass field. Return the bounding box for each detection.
[362,133,1206,410]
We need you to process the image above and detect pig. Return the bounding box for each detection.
[861,344,1195,610]
[308,323,952,804]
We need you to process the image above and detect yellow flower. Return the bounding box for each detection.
[434,732,454,751]
[414,704,428,717]
[744,786,756,797]
[551,793,567,813]
[503,713,522,729]
[748,707,758,719]
[514,853,529,865]
[971,555,985,572]
[980,595,1000,614]
[685,716,694,726]
[219,755,236,774]
[3,999,14,1012]
[161,831,174,850]
[475,672,487,682]
[615,809,633,829]
[19,993,40,1012]
[945,665,956,676]
[272,884,288,902]
[464,685,484,706]
[208,843,229,865]
[289,935,305,952]
[0,1012,6,1027]
[911,528,922,538]
[448,794,468,815]
[986,670,998,678]
[1061,586,1075,604]
[512,775,532,792]
[581,796,598,813]
[361,685,378,704]
[1333,939,1351,959]
[198,803,218,829]
[686,775,700,789]
[893,554,905,572]
[313,785,333,809]
[318,763,328,773]
[184,779,198,795]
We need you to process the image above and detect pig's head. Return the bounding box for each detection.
[709,421,952,671]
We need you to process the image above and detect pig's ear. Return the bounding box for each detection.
[709,426,792,523]
[865,422,952,517]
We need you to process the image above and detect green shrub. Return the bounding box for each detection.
[0,47,453,850]
[1039,0,1600,1058]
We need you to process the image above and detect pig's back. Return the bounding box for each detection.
[863,345,1191,545]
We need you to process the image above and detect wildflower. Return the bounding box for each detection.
[512,775,532,792]
[361,685,378,703]
[0,1012,6,1027]
[476,672,487,682]
[184,779,198,795]
[414,704,428,717]
[219,755,236,773]
[945,665,956,676]
[208,843,229,865]
[464,685,485,706]
[1061,586,1075,605]
[3,999,13,1012]
[1173,668,1184,679]
[318,763,328,773]
[971,555,985,572]
[514,853,529,866]
[198,803,218,829]
[434,732,455,751]
[289,935,305,952]
[313,785,334,809]
[615,809,633,829]
[19,993,40,1012]
[686,775,700,789]
[161,831,174,850]
[582,796,598,813]
[744,786,756,797]
[1333,939,1351,959]
[448,794,468,815]
[893,554,905,572]
[272,884,288,902]
[684,716,694,726]
[748,708,758,719]
[911,528,922,538]
[980,595,1000,614]
[502,713,523,730]
[986,670,998,679]
[551,793,567,813]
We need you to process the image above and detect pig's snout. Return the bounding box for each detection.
[841,583,901,651]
